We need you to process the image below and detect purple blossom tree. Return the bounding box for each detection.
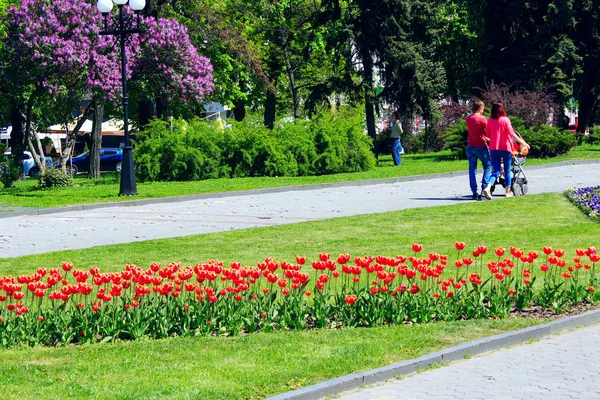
[2,0,213,176]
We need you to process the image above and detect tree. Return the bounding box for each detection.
[573,0,600,131]
[2,0,214,180]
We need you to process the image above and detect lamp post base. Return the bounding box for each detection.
[119,146,138,196]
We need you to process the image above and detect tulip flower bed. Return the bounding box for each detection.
[565,186,600,221]
[0,243,598,347]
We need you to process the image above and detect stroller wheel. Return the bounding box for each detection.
[512,183,522,196]
[521,184,528,195]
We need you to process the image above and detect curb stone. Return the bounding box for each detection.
[265,308,600,400]
[1,159,598,219]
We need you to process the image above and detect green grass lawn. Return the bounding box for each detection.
[0,318,541,400]
[0,176,598,399]
[1,145,599,209]
[1,192,597,276]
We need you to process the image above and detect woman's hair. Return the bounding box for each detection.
[490,103,507,119]
[393,110,401,119]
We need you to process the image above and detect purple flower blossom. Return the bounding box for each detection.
[565,186,600,220]
[4,0,213,103]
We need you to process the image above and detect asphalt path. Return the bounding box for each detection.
[0,162,599,259]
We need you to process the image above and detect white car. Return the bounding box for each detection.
[3,151,53,176]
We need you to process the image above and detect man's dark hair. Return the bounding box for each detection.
[472,100,484,113]
[393,110,401,119]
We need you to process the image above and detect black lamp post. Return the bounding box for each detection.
[97,0,144,195]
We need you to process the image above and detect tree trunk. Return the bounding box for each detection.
[577,54,600,132]
[360,44,377,157]
[8,101,26,178]
[264,52,282,130]
[60,102,94,172]
[138,99,156,127]
[156,95,169,119]
[233,98,246,122]
[89,99,104,179]
[24,94,46,174]
[280,30,300,119]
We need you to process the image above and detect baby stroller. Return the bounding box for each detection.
[490,130,529,196]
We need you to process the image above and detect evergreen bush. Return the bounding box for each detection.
[444,117,576,159]
[37,168,74,189]
[134,110,375,182]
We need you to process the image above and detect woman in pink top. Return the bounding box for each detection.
[482,103,530,199]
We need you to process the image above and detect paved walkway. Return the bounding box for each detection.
[336,323,600,400]
[1,162,599,258]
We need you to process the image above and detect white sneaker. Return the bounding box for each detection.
[483,185,493,200]
[506,192,514,198]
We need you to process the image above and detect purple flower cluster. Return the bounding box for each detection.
[4,0,213,103]
[565,186,600,220]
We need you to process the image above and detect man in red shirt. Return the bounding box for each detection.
[465,100,491,200]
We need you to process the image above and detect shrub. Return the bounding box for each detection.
[477,81,558,128]
[443,119,468,159]
[37,168,74,189]
[134,110,375,182]
[584,127,600,145]
[520,126,577,158]
[0,143,18,189]
[444,117,575,159]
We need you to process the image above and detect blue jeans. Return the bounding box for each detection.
[391,138,403,166]
[488,150,513,187]
[466,146,491,194]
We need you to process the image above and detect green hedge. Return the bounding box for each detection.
[37,168,74,189]
[134,110,375,182]
[444,117,577,159]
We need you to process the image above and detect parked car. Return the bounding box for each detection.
[58,148,123,174]
[3,151,53,176]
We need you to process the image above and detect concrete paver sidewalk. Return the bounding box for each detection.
[335,323,600,400]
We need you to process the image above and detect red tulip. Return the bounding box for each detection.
[587,247,597,256]
[455,242,466,251]
[508,289,516,295]
[494,247,505,257]
[345,294,357,305]
[337,253,350,264]
[447,291,454,298]
[588,286,595,292]
[412,243,423,253]
[295,256,306,265]
[554,248,565,257]
[37,315,44,321]
[433,293,440,299]
[543,246,553,255]
[319,253,330,261]
[576,248,586,256]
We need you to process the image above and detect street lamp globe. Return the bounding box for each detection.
[112,0,128,5]
[97,0,113,13]
[129,0,145,11]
